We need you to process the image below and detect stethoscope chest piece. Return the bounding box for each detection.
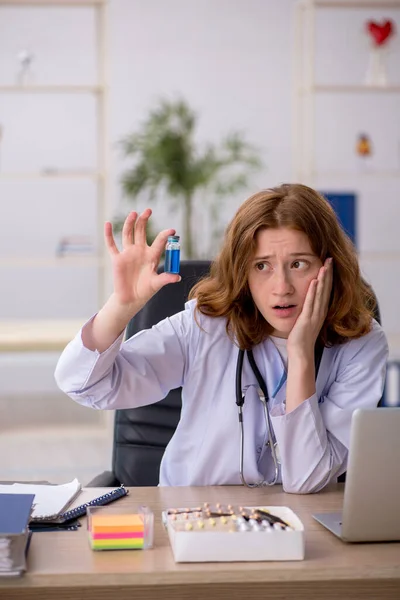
[274,442,281,464]
[266,440,281,465]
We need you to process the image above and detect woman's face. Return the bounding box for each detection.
[247,227,323,338]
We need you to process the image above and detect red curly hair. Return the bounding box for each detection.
[190,183,376,350]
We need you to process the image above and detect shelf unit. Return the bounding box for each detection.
[293,1,400,395]
[0,0,110,316]
[0,256,104,267]
[0,173,101,180]
[301,84,400,93]
[0,84,102,93]
[308,170,400,178]
[293,0,400,182]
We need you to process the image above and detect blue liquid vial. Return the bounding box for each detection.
[164,235,180,274]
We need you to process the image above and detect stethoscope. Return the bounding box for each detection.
[235,343,323,488]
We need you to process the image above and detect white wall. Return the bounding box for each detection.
[0,0,399,399]
[0,0,296,316]
[108,0,297,259]
[301,3,400,358]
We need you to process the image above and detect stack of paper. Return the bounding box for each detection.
[0,494,35,577]
[0,479,81,522]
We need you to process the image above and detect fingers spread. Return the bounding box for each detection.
[302,278,318,319]
[104,222,119,256]
[312,266,327,315]
[314,259,333,317]
[122,211,137,249]
[324,258,334,299]
[134,208,152,246]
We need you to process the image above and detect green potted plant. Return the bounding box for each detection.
[118,97,262,258]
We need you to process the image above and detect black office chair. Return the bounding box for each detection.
[87,260,211,487]
[87,270,383,487]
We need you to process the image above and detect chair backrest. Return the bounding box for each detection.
[111,260,211,486]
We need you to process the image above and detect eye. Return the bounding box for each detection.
[291,260,308,270]
[255,262,270,272]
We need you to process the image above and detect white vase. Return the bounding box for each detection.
[364,45,388,87]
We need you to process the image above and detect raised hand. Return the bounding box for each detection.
[82,209,180,352]
[105,209,180,311]
[287,258,333,358]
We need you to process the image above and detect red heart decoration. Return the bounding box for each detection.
[367,20,395,46]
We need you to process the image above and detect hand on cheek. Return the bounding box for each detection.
[287,258,333,357]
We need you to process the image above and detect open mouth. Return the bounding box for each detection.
[271,304,297,318]
[273,304,296,310]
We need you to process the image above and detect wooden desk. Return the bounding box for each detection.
[1,485,399,600]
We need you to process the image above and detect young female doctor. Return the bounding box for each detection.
[55,183,388,493]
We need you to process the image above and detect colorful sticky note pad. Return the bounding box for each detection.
[89,513,145,551]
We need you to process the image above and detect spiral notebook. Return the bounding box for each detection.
[34,485,129,525]
[29,486,129,532]
[56,485,128,523]
[0,480,129,528]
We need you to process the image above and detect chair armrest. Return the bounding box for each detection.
[85,471,120,487]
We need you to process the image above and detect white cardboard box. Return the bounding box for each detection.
[164,506,305,563]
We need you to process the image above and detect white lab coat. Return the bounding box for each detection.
[55,299,388,493]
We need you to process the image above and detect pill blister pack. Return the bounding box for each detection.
[163,504,305,562]
[166,503,294,533]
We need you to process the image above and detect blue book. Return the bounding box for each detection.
[0,493,35,577]
[0,493,35,535]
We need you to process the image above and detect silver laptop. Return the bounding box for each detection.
[313,407,400,542]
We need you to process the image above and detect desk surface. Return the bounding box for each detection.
[1,485,399,600]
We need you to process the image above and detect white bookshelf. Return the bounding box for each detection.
[293,0,400,182]
[0,256,104,267]
[310,170,400,178]
[0,171,101,179]
[303,84,400,93]
[293,0,400,378]
[312,1,400,7]
[0,0,104,6]
[0,0,110,329]
[0,84,102,93]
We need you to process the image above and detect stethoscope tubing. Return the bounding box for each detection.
[236,343,323,488]
[236,348,279,487]
[238,390,280,487]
